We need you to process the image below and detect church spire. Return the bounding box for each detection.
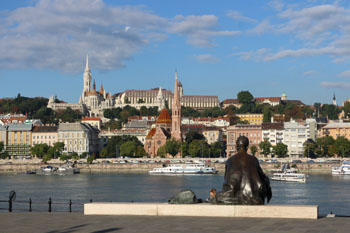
[85,54,90,71]
[100,84,104,93]
[171,71,182,141]
[333,92,337,106]
[93,80,96,91]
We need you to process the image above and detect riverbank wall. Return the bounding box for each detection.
[0,160,340,174]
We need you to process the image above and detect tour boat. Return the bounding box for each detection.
[332,161,350,175]
[271,163,307,183]
[149,163,218,174]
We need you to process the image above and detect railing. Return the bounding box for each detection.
[0,191,91,213]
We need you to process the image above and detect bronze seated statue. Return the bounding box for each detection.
[213,136,272,205]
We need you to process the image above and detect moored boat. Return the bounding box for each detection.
[149,163,217,174]
[332,161,350,175]
[271,163,307,183]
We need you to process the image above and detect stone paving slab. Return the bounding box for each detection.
[0,212,349,233]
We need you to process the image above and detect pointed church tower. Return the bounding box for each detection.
[333,93,337,106]
[156,87,165,110]
[83,55,92,93]
[93,80,96,91]
[171,71,182,141]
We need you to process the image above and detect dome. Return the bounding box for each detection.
[156,108,171,124]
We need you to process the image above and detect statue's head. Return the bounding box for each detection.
[236,136,249,152]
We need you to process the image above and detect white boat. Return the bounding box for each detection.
[271,163,307,183]
[57,166,80,174]
[332,161,350,175]
[149,163,217,174]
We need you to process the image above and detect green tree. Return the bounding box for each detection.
[157,145,167,157]
[211,141,224,157]
[263,106,271,123]
[120,141,137,157]
[315,136,335,157]
[165,139,180,157]
[87,154,95,164]
[272,143,288,158]
[0,142,3,152]
[185,130,205,144]
[30,144,49,158]
[259,140,272,157]
[303,140,316,158]
[343,102,350,119]
[334,136,350,157]
[237,91,254,104]
[188,140,208,157]
[250,145,258,156]
[100,148,109,158]
[102,119,122,130]
[59,153,71,162]
[180,142,189,157]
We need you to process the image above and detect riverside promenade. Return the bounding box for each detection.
[0,212,349,233]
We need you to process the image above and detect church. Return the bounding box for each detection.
[144,72,182,157]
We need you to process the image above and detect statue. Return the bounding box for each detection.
[214,136,272,205]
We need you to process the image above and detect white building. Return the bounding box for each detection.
[58,122,99,155]
[283,121,310,158]
[261,123,284,146]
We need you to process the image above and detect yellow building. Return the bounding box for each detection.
[235,114,263,125]
[32,125,58,147]
[6,124,33,157]
[320,123,350,140]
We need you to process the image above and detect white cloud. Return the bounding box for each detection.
[268,0,284,11]
[226,10,257,23]
[264,45,350,61]
[338,70,350,77]
[277,5,350,41]
[321,82,350,89]
[231,48,269,61]
[168,15,240,47]
[0,0,237,71]
[303,70,317,76]
[248,20,273,34]
[195,54,219,63]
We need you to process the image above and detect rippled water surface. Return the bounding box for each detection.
[0,173,349,216]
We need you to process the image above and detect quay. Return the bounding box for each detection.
[0,158,343,174]
[0,212,349,233]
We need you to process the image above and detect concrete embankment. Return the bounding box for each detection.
[0,160,339,174]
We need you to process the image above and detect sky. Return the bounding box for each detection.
[1,0,350,105]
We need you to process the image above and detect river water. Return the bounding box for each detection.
[0,173,349,216]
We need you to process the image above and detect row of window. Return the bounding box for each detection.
[33,135,56,139]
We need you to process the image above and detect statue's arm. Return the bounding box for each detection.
[256,161,272,203]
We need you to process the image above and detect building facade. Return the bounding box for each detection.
[235,114,263,125]
[48,56,220,117]
[31,125,58,146]
[58,122,99,155]
[226,124,262,157]
[5,124,32,157]
[283,121,309,158]
[320,122,350,140]
[262,123,284,146]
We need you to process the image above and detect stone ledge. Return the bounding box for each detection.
[84,203,318,219]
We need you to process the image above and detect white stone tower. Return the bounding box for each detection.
[156,87,165,110]
[83,55,92,94]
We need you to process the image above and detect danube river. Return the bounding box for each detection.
[0,173,349,216]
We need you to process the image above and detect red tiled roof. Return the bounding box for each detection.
[156,109,171,124]
[222,99,240,104]
[82,117,101,121]
[146,128,156,138]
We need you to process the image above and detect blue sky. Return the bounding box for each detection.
[1,0,350,105]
